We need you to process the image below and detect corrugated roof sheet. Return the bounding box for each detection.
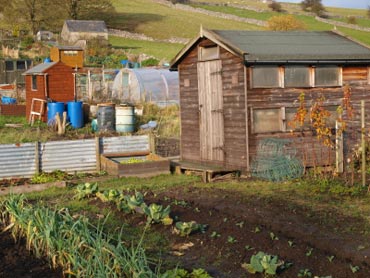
[65,20,107,33]
[213,30,370,61]
[23,62,57,75]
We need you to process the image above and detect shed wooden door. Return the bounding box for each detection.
[197,60,224,162]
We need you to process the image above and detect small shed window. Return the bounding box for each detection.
[16,60,26,70]
[31,75,37,90]
[5,61,14,71]
[63,50,78,56]
[251,66,281,88]
[199,46,219,61]
[284,66,311,88]
[252,108,282,133]
[315,67,341,87]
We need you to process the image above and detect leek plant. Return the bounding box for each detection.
[0,194,162,277]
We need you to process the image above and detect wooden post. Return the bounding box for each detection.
[361,100,366,187]
[35,141,40,175]
[336,121,343,173]
[95,136,101,172]
[149,132,156,154]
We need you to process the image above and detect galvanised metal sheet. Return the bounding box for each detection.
[101,135,149,154]
[0,142,36,178]
[40,139,97,173]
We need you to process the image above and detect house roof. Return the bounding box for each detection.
[64,20,108,33]
[23,62,58,75]
[170,29,370,69]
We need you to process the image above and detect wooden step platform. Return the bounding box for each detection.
[171,160,240,182]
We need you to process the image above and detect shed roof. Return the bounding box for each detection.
[23,62,58,75]
[53,45,83,51]
[64,20,107,33]
[171,29,370,68]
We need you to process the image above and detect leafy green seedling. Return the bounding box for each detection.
[172,199,188,207]
[210,231,221,238]
[242,251,285,275]
[350,264,360,273]
[305,247,313,257]
[269,232,279,241]
[194,207,201,213]
[227,236,237,244]
[327,255,334,262]
[96,189,121,203]
[245,245,254,251]
[174,221,207,236]
[74,182,98,200]
[125,191,146,212]
[357,245,365,251]
[235,221,244,228]
[298,268,312,277]
[143,203,172,225]
[253,226,261,233]
[223,217,228,222]
[288,240,294,247]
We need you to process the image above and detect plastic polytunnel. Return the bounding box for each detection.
[112,68,179,106]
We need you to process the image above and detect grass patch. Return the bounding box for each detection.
[111,0,261,40]
[0,115,95,144]
[109,36,184,62]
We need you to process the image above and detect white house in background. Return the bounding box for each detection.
[61,20,108,45]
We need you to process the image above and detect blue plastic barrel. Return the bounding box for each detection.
[1,96,16,104]
[47,102,65,125]
[115,105,135,133]
[67,101,84,128]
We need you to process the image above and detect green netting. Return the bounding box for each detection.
[250,138,304,182]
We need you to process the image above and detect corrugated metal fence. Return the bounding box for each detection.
[0,135,150,179]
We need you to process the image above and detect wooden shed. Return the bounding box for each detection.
[50,46,84,69]
[23,61,75,122]
[170,29,370,173]
[61,20,108,45]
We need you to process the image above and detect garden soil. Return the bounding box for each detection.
[0,184,369,278]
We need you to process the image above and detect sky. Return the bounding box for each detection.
[279,0,369,9]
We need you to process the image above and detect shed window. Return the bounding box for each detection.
[252,108,283,133]
[31,75,37,90]
[315,67,341,87]
[251,66,281,88]
[16,60,26,70]
[63,50,78,56]
[284,66,311,88]
[5,61,14,71]
[199,46,219,61]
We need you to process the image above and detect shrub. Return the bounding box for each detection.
[268,1,283,12]
[267,15,306,31]
[346,16,357,25]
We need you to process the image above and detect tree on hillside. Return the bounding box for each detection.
[267,15,306,31]
[300,0,326,17]
[268,1,283,12]
[1,0,53,34]
[59,0,115,21]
